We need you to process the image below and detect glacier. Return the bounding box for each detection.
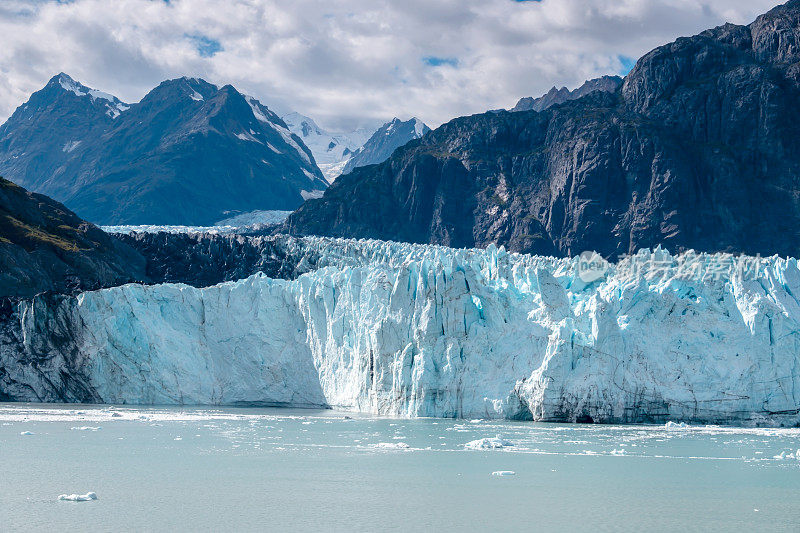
[2,236,800,425]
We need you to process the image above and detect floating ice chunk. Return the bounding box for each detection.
[111,413,123,418]
[19,431,33,435]
[464,435,513,450]
[664,421,688,429]
[58,492,97,502]
[71,426,101,431]
[610,449,626,456]
[373,442,410,449]
[491,471,516,476]
[773,449,800,460]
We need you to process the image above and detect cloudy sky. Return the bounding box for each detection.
[0,0,781,131]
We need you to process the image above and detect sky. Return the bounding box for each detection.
[0,0,782,131]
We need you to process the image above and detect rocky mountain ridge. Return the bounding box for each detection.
[340,117,430,175]
[282,1,800,259]
[511,75,623,112]
[0,74,327,225]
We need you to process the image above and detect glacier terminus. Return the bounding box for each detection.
[2,236,799,426]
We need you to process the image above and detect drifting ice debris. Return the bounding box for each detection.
[491,471,516,476]
[773,450,800,460]
[664,421,688,429]
[373,442,410,449]
[70,426,101,431]
[58,492,97,502]
[464,435,513,450]
[19,431,33,436]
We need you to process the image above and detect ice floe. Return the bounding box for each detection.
[464,435,514,450]
[373,442,410,449]
[58,492,97,502]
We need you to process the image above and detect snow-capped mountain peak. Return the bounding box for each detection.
[282,111,375,182]
[51,73,129,118]
[0,74,327,225]
[340,117,430,175]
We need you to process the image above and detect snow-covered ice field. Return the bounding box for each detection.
[1,403,799,531]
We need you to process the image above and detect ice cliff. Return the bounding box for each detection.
[2,237,800,425]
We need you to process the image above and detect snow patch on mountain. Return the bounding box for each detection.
[62,140,81,153]
[235,132,261,144]
[245,95,271,124]
[56,73,130,119]
[87,89,117,103]
[58,75,85,97]
[413,118,427,138]
[300,189,324,200]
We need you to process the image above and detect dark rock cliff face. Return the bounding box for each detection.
[283,1,800,259]
[0,177,146,299]
[113,232,323,287]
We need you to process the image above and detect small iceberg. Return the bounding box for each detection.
[19,431,33,436]
[664,421,688,429]
[464,435,513,450]
[491,471,516,476]
[373,442,410,449]
[773,449,800,460]
[58,492,97,502]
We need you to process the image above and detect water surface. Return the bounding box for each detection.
[1,404,799,531]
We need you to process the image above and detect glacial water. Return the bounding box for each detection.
[1,404,799,532]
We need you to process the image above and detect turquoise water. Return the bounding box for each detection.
[1,404,799,532]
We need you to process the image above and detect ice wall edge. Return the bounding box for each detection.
[2,236,799,426]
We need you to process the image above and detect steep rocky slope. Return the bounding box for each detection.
[0,177,146,298]
[284,1,800,259]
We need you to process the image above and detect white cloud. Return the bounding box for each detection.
[0,0,781,129]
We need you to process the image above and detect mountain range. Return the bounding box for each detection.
[3,0,800,427]
[0,74,431,225]
[0,74,328,225]
[283,0,800,259]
